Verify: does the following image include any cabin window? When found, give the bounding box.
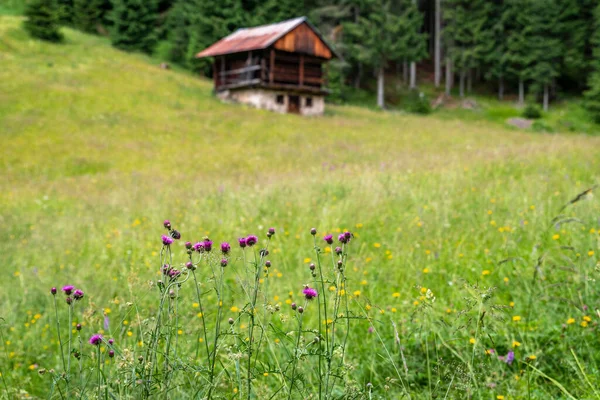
[306,97,313,108]
[276,94,285,104]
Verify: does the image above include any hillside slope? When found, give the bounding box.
[1,16,600,398]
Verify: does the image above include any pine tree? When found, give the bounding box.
[344,0,408,108]
[23,0,64,42]
[110,0,158,54]
[164,0,190,65]
[396,0,427,89]
[558,0,594,89]
[73,0,110,33]
[443,0,491,97]
[55,0,74,25]
[524,0,562,111]
[482,0,508,100]
[505,0,530,105]
[255,0,306,25]
[584,2,600,122]
[186,0,244,74]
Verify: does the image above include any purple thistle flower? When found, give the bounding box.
[505,351,515,365]
[163,220,171,229]
[162,235,173,246]
[220,258,228,267]
[344,231,352,240]
[268,227,275,235]
[108,350,115,358]
[203,239,213,252]
[193,242,204,252]
[104,316,109,330]
[62,285,74,295]
[310,228,317,235]
[246,235,258,247]
[221,242,231,254]
[185,241,192,249]
[168,269,181,279]
[185,261,195,270]
[303,287,318,300]
[323,234,333,245]
[76,323,82,331]
[238,237,247,248]
[73,289,84,300]
[338,233,347,243]
[335,246,342,255]
[108,338,114,345]
[66,297,73,305]
[162,264,171,275]
[89,334,103,346]
[51,287,57,295]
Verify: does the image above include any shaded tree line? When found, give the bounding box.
[21,0,600,119]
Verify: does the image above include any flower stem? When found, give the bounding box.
[287,310,304,400]
[192,269,210,361]
[53,296,67,374]
[97,346,101,400]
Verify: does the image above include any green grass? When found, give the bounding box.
[1,16,600,399]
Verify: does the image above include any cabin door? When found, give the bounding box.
[288,95,300,114]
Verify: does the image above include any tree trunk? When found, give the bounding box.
[445,57,453,96]
[403,60,408,84]
[498,76,504,101]
[467,68,472,93]
[354,63,362,89]
[459,68,465,97]
[377,66,385,109]
[518,79,524,105]
[434,0,441,87]
[543,84,549,111]
[410,61,417,89]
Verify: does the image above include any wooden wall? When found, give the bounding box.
[273,22,332,60]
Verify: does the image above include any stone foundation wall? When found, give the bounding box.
[217,88,324,116]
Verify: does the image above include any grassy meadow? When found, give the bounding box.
[1,15,600,399]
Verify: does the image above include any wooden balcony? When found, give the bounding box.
[214,52,328,95]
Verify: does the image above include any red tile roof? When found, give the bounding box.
[196,17,307,58]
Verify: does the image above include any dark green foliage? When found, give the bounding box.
[404,91,431,115]
[159,0,189,65]
[523,0,562,92]
[344,0,427,107]
[558,0,595,87]
[186,0,243,74]
[109,0,158,54]
[504,0,530,85]
[522,103,542,119]
[444,0,491,77]
[482,1,507,95]
[23,0,64,42]
[55,0,74,24]
[583,73,600,123]
[584,3,600,123]
[73,0,110,33]
[255,0,305,25]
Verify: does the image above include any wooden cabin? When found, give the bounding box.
[196,17,338,116]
